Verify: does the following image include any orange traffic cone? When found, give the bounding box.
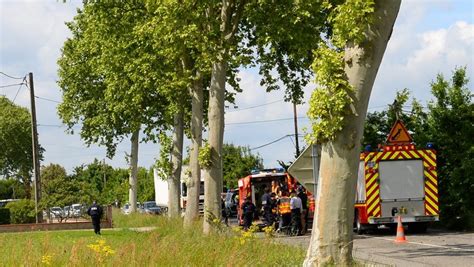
[394,216,407,243]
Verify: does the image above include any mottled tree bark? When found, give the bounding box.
[304,1,401,266]
[169,108,184,218]
[128,129,139,213]
[184,72,204,226]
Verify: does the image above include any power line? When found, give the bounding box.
[0,83,25,89]
[12,79,26,103]
[226,116,307,125]
[226,99,284,113]
[250,135,291,150]
[35,95,61,103]
[0,71,25,80]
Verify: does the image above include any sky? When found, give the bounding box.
[0,0,473,174]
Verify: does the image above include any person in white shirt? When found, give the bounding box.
[290,191,302,235]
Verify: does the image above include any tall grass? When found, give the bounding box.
[0,211,306,266]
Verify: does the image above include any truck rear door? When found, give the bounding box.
[379,159,425,217]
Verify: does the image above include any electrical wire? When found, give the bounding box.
[226,116,307,125]
[250,135,291,150]
[226,99,284,113]
[0,83,25,88]
[12,79,26,103]
[0,71,24,80]
[35,95,61,103]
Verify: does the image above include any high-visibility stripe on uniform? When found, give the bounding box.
[278,197,291,214]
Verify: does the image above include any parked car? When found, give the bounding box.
[63,206,71,218]
[50,206,63,218]
[140,201,162,215]
[71,204,82,217]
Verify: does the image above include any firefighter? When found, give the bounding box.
[87,201,103,235]
[290,191,302,235]
[297,185,308,234]
[271,180,281,197]
[261,187,273,227]
[278,191,291,230]
[241,196,256,230]
[270,192,278,228]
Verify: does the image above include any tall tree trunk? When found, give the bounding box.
[184,72,204,227]
[21,170,32,200]
[204,59,227,234]
[129,129,139,213]
[304,1,401,266]
[169,108,184,218]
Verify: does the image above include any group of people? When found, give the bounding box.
[241,183,309,235]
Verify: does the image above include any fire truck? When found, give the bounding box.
[237,169,315,225]
[288,120,439,233]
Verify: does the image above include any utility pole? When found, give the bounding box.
[293,102,300,157]
[28,72,41,223]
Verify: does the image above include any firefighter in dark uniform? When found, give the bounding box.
[241,196,256,230]
[87,201,103,235]
[261,187,273,227]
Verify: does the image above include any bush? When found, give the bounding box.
[0,208,10,224]
[6,199,36,224]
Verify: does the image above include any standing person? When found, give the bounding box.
[290,191,302,235]
[297,185,308,234]
[241,196,256,230]
[261,187,273,227]
[278,191,291,230]
[87,201,103,235]
[221,194,229,226]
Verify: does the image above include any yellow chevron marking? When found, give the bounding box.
[373,206,381,217]
[373,152,383,162]
[423,152,436,167]
[426,180,438,194]
[367,193,379,207]
[368,200,379,214]
[366,183,378,197]
[367,172,379,185]
[426,196,438,209]
[425,171,438,186]
[409,150,420,158]
[390,151,401,160]
[382,152,392,160]
[401,151,411,159]
[425,203,437,215]
[426,189,438,203]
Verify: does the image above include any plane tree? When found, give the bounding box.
[58,1,171,212]
[304,0,401,265]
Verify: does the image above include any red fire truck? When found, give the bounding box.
[289,120,439,233]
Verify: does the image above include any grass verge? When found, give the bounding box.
[0,211,305,266]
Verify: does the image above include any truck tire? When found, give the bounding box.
[354,212,365,234]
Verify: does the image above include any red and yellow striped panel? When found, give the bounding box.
[364,152,381,217]
[422,150,439,215]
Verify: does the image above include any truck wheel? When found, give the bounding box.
[355,214,365,234]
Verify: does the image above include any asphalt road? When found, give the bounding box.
[277,228,474,266]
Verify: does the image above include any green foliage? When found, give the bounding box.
[0,208,10,224]
[426,67,473,230]
[306,0,375,143]
[0,178,26,199]
[362,88,429,149]
[198,142,212,169]
[307,45,353,143]
[40,163,85,210]
[0,96,44,198]
[6,199,36,224]
[326,0,375,48]
[154,133,173,178]
[222,143,263,188]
